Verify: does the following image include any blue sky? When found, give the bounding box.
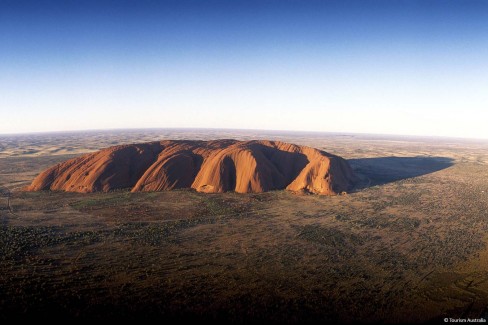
[1,0,488,138]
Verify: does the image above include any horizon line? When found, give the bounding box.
[1,126,488,142]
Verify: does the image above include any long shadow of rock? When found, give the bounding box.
[348,156,454,190]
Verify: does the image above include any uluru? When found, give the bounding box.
[26,140,357,195]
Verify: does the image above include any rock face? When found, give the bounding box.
[26,140,357,195]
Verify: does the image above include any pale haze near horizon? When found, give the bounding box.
[1,1,487,139]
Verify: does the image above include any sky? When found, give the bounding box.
[1,0,488,138]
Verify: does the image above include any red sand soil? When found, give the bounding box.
[26,140,357,195]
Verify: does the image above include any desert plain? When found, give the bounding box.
[1,128,488,323]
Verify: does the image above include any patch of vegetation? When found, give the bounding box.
[334,214,351,221]
[110,221,202,245]
[0,226,102,262]
[196,196,249,218]
[294,224,364,261]
[351,215,420,231]
[70,192,131,210]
